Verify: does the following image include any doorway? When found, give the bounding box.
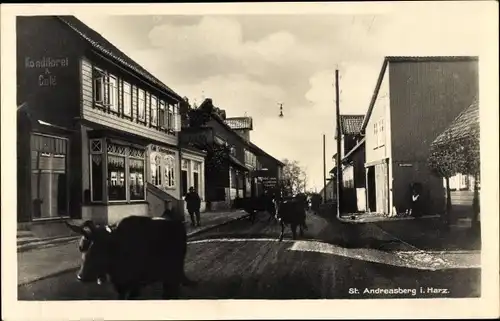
[30,134,69,220]
[367,166,376,212]
[181,170,188,196]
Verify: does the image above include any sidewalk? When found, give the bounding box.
[17,210,248,286]
[317,209,481,270]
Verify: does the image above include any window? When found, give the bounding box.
[90,139,104,202]
[173,103,181,132]
[89,139,146,203]
[123,81,132,118]
[129,147,145,200]
[151,153,162,186]
[378,119,385,146]
[245,149,256,168]
[159,100,167,129]
[373,119,385,148]
[108,74,119,113]
[107,143,126,201]
[150,95,158,126]
[93,68,105,107]
[92,67,119,113]
[137,89,146,122]
[192,161,201,194]
[164,155,176,188]
[150,151,176,189]
[167,104,174,130]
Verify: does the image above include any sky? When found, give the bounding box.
[76,2,492,192]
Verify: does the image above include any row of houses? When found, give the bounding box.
[328,56,479,221]
[16,16,284,229]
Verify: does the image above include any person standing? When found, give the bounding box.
[185,186,201,227]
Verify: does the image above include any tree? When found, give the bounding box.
[427,122,480,225]
[281,158,307,196]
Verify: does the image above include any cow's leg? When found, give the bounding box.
[279,221,285,242]
[299,223,304,237]
[291,224,297,240]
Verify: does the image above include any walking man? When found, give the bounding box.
[185,186,201,227]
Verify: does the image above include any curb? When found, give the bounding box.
[18,212,250,287]
[186,212,250,238]
[337,214,441,224]
[17,236,80,253]
[18,211,249,253]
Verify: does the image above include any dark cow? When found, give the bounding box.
[66,216,196,300]
[275,195,308,241]
[233,195,277,224]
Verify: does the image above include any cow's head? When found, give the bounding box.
[65,220,114,285]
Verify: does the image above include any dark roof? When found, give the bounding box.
[386,56,479,63]
[57,16,182,100]
[361,56,479,131]
[200,99,284,167]
[432,101,479,146]
[340,115,364,135]
[248,141,285,167]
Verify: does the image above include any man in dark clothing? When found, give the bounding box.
[185,186,201,227]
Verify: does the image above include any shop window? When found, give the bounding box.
[164,155,176,188]
[107,151,126,202]
[89,139,146,203]
[150,151,176,189]
[129,148,145,200]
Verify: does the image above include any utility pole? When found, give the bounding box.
[323,134,327,203]
[335,69,343,219]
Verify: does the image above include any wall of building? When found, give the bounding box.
[182,150,207,213]
[365,66,392,164]
[81,203,148,225]
[80,56,179,147]
[17,16,83,127]
[389,59,479,214]
[17,16,85,223]
[365,65,393,214]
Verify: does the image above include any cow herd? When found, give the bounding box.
[233,193,310,242]
[65,193,312,300]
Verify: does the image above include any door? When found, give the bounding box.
[30,134,69,219]
[181,170,188,196]
[193,172,199,194]
[367,167,376,212]
[375,162,389,214]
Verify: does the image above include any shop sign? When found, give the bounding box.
[25,56,69,87]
